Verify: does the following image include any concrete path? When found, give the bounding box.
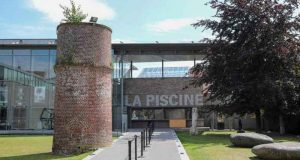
[86,129,186,160]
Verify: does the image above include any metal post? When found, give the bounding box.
[149,127,151,143]
[145,128,148,146]
[130,61,133,78]
[134,135,137,160]
[120,53,124,133]
[162,59,164,78]
[144,130,146,150]
[128,140,132,160]
[141,131,144,156]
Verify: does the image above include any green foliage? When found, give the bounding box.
[191,0,300,117]
[60,0,88,23]
[56,49,77,66]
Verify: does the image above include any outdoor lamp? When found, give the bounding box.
[89,17,98,23]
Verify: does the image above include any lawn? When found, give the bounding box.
[0,135,119,160]
[177,131,300,160]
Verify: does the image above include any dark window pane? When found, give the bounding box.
[13,50,31,55]
[0,50,12,55]
[14,56,31,71]
[32,56,49,79]
[32,50,49,55]
[0,56,13,67]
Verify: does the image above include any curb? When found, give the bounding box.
[171,130,190,160]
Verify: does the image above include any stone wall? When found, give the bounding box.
[53,23,112,155]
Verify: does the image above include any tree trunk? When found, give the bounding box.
[255,110,262,133]
[210,111,216,130]
[228,117,233,131]
[190,107,198,135]
[279,114,286,135]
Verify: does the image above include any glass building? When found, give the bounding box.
[0,39,208,131]
[0,40,56,130]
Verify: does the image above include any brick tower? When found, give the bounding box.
[52,23,112,155]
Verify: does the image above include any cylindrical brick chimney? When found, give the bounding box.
[53,23,112,155]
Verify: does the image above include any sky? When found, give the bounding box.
[0,0,215,43]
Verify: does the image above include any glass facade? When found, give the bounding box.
[0,65,55,130]
[0,42,205,131]
[123,54,203,78]
[0,48,55,130]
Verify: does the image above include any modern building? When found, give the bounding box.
[0,39,256,131]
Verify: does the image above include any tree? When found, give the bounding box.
[191,0,300,133]
[60,0,88,23]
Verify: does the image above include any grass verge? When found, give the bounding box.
[177,131,300,160]
[0,135,118,160]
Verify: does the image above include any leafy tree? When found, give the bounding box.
[191,0,300,133]
[60,0,88,23]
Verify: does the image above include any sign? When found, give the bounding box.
[34,87,46,103]
[125,94,203,107]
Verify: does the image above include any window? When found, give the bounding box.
[163,61,194,77]
[133,62,162,78]
[32,49,49,55]
[14,56,31,71]
[49,56,56,80]
[0,50,12,55]
[13,50,31,55]
[0,56,13,67]
[50,50,56,56]
[32,56,49,79]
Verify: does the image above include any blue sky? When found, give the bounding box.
[0,0,215,43]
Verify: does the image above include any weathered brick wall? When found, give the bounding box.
[53,23,112,155]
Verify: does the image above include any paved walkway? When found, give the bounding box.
[86,129,186,160]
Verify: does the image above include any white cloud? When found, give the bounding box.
[0,22,55,38]
[29,0,115,23]
[147,17,200,33]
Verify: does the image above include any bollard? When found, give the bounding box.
[128,140,132,160]
[134,135,137,160]
[145,128,148,147]
[141,131,144,156]
[148,128,151,145]
[144,129,146,149]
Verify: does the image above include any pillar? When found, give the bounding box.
[52,23,112,155]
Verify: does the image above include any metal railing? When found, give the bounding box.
[127,124,154,160]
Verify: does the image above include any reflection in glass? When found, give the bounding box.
[49,56,56,80]
[0,56,13,67]
[0,86,8,106]
[14,56,31,71]
[0,50,12,55]
[32,49,49,55]
[50,49,56,55]
[14,50,31,55]
[123,62,131,78]
[164,61,194,77]
[133,62,162,78]
[32,56,49,79]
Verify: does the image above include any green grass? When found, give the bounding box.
[177,131,300,160]
[0,135,119,160]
